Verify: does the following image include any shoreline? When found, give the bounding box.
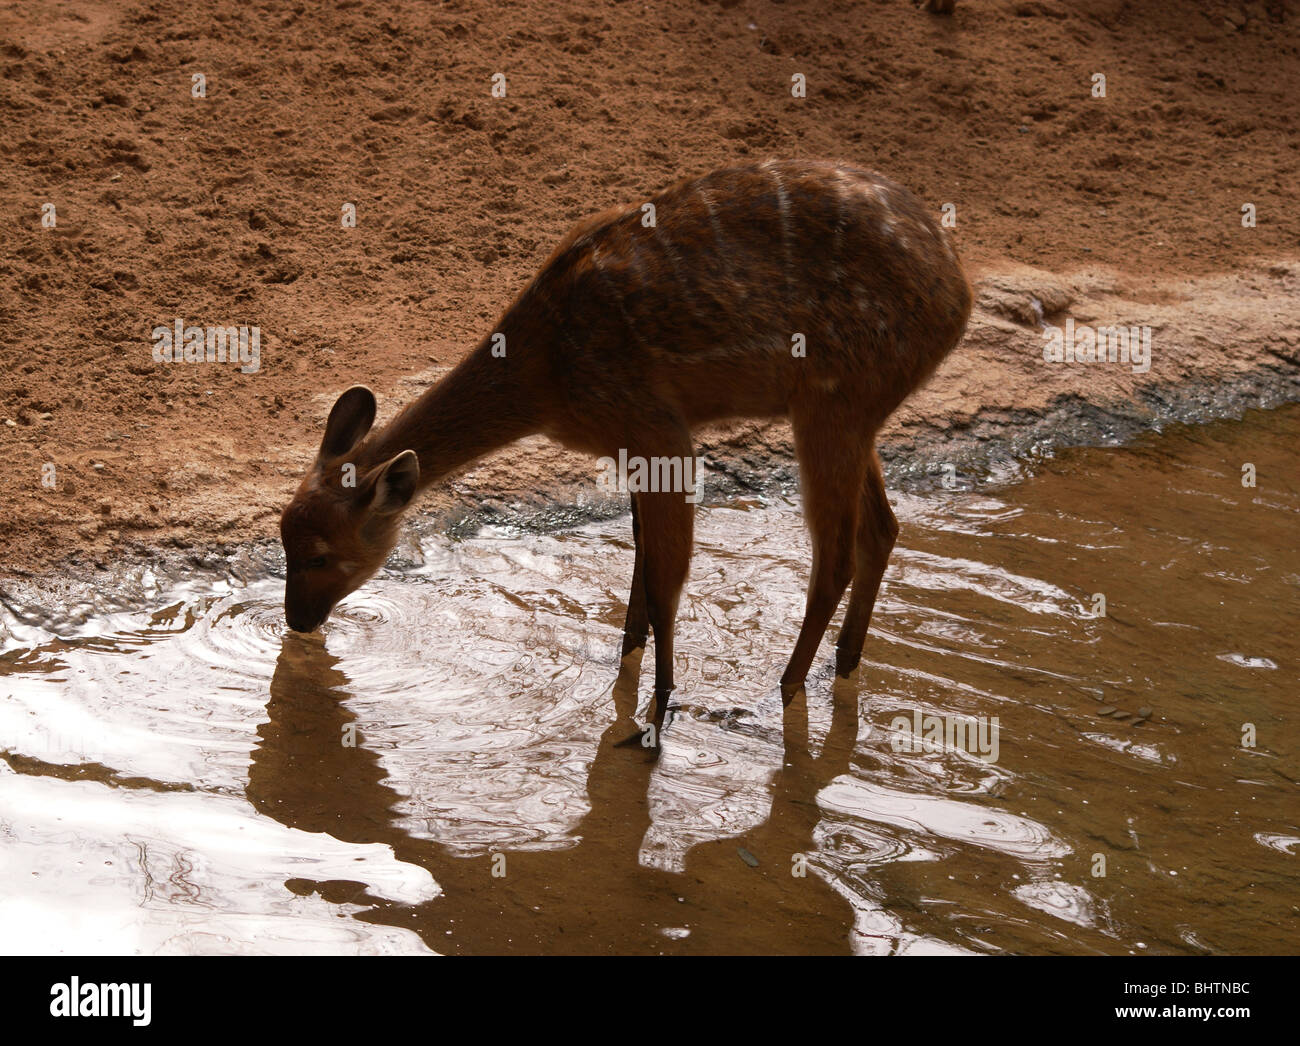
[3,348,1296,628]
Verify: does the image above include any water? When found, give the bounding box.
[1,406,1296,955]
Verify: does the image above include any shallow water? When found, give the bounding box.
[1,406,1297,955]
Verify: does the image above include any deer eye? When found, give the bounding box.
[305,556,327,570]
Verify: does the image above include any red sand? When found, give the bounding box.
[1,0,1297,573]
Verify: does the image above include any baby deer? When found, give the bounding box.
[280,159,971,722]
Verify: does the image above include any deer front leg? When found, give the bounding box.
[620,494,650,657]
[635,486,694,730]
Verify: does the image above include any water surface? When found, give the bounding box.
[1,406,1296,954]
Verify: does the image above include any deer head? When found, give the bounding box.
[279,386,420,632]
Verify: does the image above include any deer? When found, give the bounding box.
[280,159,972,733]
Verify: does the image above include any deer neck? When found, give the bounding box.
[361,332,545,490]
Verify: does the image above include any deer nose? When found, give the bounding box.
[285,608,321,633]
[285,599,328,633]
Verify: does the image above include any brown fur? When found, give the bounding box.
[280,160,972,717]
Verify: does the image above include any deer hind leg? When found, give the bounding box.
[835,448,898,676]
[620,495,650,658]
[780,414,868,703]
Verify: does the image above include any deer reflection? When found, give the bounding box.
[251,635,861,954]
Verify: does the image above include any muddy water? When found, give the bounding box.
[1,406,1296,955]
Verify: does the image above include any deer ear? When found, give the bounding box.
[320,386,376,459]
[367,450,420,515]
